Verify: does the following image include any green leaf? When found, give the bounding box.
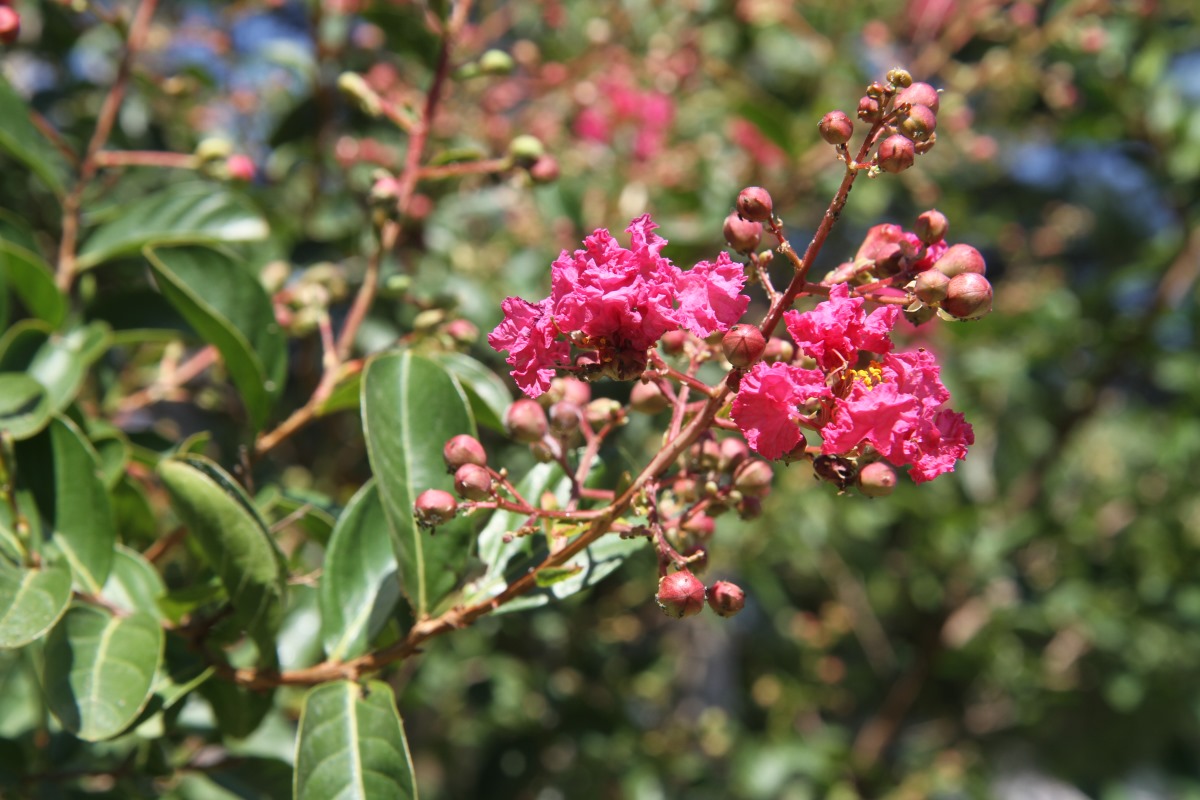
[76,184,269,270]
[362,351,476,618]
[463,463,644,615]
[319,481,400,662]
[42,605,164,741]
[25,323,112,416]
[146,245,286,428]
[315,364,363,417]
[0,239,66,327]
[0,561,72,648]
[294,680,418,800]
[158,456,286,658]
[434,351,512,433]
[101,545,166,618]
[0,373,50,440]
[0,76,70,196]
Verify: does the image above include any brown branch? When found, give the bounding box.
[93,150,198,170]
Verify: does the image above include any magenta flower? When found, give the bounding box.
[784,283,898,372]
[730,362,830,461]
[490,215,749,398]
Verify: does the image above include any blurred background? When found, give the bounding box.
[4,0,1200,797]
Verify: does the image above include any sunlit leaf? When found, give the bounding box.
[0,561,72,649]
[0,76,70,196]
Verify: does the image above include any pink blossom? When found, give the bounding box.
[486,297,569,398]
[731,362,830,460]
[676,252,750,337]
[784,283,898,372]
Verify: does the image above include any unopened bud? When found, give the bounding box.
[723,212,763,253]
[508,134,545,167]
[903,303,937,326]
[914,209,949,244]
[505,398,548,443]
[225,154,256,182]
[733,459,773,497]
[688,438,722,472]
[656,570,706,618]
[338,72,382,117]
[585,398,623,427]
[887,68,914,88]
[443,434,487,470]
[735,186,774,223]
[857,96,882,124]
[719,437,750,472]
[0,6,20,45]
[913,269,950,304]
[444,319,479,345]
[707,580,746,617]
[877,135,916,173]
[548,377,591,407]
[763,337,794,364]
[721,324,766,369]
[195,138,233,163]
[737,496,763,520]
[897,104,937,142]
[660,329,688,356]
[933,243,986,278]
[629,381,669,414]
[414,489,457,528]
[453,464,492,501]
[818,110,854,145]
[896,82,941,114]
[529,440,556,463]
[549,402,582,436]
[527,155,560,183]
[682,514,715,538]
[942,272,993,320]
[858,462,897,497]
[478,49,515,75]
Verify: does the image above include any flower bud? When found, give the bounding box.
[682,514,715,538]
[195,137,233,163]
[656,570,706,618]
[763,337,794,364]
[478,49,515,75]
[707,580,746,617]
[528,155,560,183]
[737,496,763,520]
[914,133,938,155]
[903,303,937,326]
[687,438,722,472]
[877,135,915,173]
[857,96,882,124]
[886,68,914,88]
[505,398,548,443]
[453,464,493,501]
[719,436,750,472]
[914,209,949,244]
[0,6,20,45]
[858,462,897,497]
[444,318,479,345]
[735,187,774,223]
[629,381,669,414]
[443,434,487,470]
[733,459,773,497]
[913,269,950,304]
[660,329,688,355]
[585,398,622,427]
[721,324,766,369]
[507,134,545,167]
[414,489,457,528]
[226,154,256,182]
[338,72,382,117]
[529,440,556,463]
[550,377,592,407]
[943,273,993,320]
[896,81,941,114]
[549,402,582,436]
[818,110,854,145]
[897,104,937,142]
[723,212,763,253]
[933,243,986,277]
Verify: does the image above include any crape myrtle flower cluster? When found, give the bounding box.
[418,69,994,619]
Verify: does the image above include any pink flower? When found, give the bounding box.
[820,350,972,483]
[486,297,568,398]
[784,283,898,372]
[676,252,750,338]
[731,362,830,460]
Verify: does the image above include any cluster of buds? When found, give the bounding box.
[194,138,256,182]
[265,262,351,336]
[0,1,19,45]
[818,68,940,174]
[656,571,746,618]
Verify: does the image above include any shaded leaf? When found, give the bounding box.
[434,351,512,433]
[25,323,112,416]
[146,245,286,429]
[0,373,50,440]
[42,605,164,741]
[158,456,286,660]
[362,351,476,618]
[101,545,166,618]
[0,76,70,196]
[319,481,400,661]
[0,561,72,648]
[76,184,268,270]
[294,680,418,800]
[0,238,66,327]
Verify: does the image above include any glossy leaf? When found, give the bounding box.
[0,76,70,196]
[464,463,644,615]
[0,561,72,648]
[101,545,166,618]
[42,605,164,741]
[0,238,66,327]
[319,481,400,661]
[434,351,512,433]
[25,323,112,416]
[76,184,269,270]
[145,245,286,428]
[362,351,475,618]
[0,373,50,440]
[158,456,286,657]
[294,680,418,800]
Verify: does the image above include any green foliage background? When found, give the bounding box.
[1,0,1199,798]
